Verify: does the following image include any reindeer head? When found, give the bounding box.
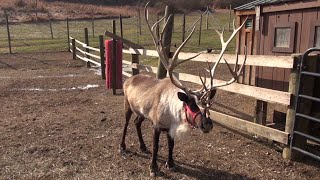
[144,3,247,133]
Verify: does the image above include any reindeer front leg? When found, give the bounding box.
[165,131,175,170]
[150,127,161,177]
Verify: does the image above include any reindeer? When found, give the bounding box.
[120,3,248,177]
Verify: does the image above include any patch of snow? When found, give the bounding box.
[36,74,83,78]
[89,68,101,76]
[13,84,100,92]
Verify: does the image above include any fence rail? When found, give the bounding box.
[69,34,105,79]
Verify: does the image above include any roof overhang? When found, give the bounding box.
[235,0,320,15]
[262,0,320,13]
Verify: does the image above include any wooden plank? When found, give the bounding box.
[283,69,290,91]
[244,65,251,85]
[283,68,299,159]
[85,45,100,52]
[132,54,139,75]
[99,35,106,80]
[261,67,274,89]
[288,10,302,53]
[76,47,100,59]
[262,1,320,13]
[210,109,289,145]
[264,13,276,56]
[235,10,255,16]
[105,30,144,49]
[122,48,159,57]
[272,68,285,91]
[300,9,318,52]
[250,66,256,85]
[75,38,86,47]
[255,100,267,125]
[131,63,158,74]
[123,71,132,77]
[179,73,291,106]
[122,48,294,69]
[76,54,100,66]
[178,53,294,69]
[259,14,265,55]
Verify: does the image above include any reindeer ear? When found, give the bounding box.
[177,92,189,102]
[210,89,217,99]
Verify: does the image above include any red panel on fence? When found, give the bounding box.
[105,39,123,89]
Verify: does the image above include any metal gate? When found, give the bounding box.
[291,47,320,161]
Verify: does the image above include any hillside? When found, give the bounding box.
[0,0,135,23]
[0,0,252,23]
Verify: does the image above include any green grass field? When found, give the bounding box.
[0,10,235,57]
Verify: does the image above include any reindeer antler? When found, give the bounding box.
[145,2,247,109]
[199,17,248,108]
[144,2,201,96]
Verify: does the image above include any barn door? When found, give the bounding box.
[291,47,320,161]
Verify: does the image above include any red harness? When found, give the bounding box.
[184,104,201,128]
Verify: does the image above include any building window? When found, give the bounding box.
[310,21,320,47]
[271,22,296,53]
[245,18,253,29]
[275,27,291,47]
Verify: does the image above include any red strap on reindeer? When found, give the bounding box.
[184,104,201,128]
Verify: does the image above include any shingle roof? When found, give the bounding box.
[234,0,296,10]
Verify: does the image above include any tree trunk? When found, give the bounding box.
[157,5,174,79]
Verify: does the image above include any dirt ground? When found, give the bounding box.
[0,52,319,180]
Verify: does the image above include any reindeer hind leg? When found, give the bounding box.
[134,116,149,154]
[120,98,132,154]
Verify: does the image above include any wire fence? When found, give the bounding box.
[0,9,235,54]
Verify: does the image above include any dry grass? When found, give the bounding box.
[0,0,137,23]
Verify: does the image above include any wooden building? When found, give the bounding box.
[234,0,320,91]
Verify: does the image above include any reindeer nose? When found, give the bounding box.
[201,117,213,133]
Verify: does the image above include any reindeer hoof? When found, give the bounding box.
[149,169,163,177]
[165,162,176,171]
[140,147,151,154]
[149,165,163,177]
[119,144,127,155]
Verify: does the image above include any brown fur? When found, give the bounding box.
[123,74,183,128]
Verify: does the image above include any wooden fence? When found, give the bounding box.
[69,28,106,80]
[69,34,305,158]
[121,48,297,146]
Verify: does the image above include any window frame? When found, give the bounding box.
[309,20,320,48]
[270,22,296,53]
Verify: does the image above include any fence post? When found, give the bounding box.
[282,55,300,160]
[254,100,267,125]
[84,28,90,67]
[99,35,106,80]
[71,38,76,60]
[112,20,117,95]
[132,54,139,75]
[5,11,12,54]
[156,15,160,37]
[66,18,70,51]
[92,16,95,38]
[229,4,232,32]
[206,7,209,30]
[182,13,185,42]
[49,17,53,39]
[137,9,142,35]
[198,14,202,45]
[119,14,123,38]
